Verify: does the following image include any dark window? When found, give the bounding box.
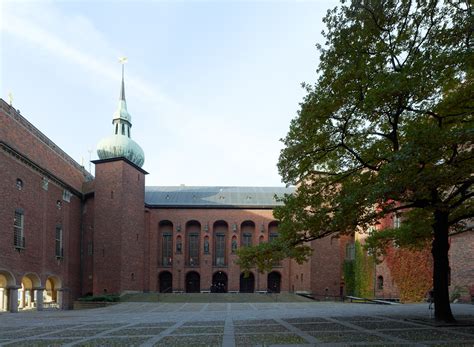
[14,209,25,249]
[55,226,63,258]
[377,275,384,290]
[188,233,199,266]
[346,243,355,260]
[242,232,252,247]
[16,179,23,190]
[162,233,172,266]
[215,233,225,266]
[121,123,125,135]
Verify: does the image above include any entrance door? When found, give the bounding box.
[267,272,281,293]
[159,271,172,293]
[185,271,200,293]
[239,272,255,293]
[212,271,228,293]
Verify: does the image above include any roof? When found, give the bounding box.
[145,186,295,208]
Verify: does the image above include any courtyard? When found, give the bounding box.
[0,299,473,346]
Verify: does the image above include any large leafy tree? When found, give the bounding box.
[238,0,472,322]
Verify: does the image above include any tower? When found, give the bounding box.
[92,59,148,295]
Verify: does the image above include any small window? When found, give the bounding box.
[14,209,25,249]
[41,177,49,191]
[115,123,118,134]
[346,243,355,260]
[377,275,384,290]
[16,179,23,190]
[55,226,63,258]
[393,214,401,229]
[56,200,62,209]
[121,123,125,135]
[62,190,72,202]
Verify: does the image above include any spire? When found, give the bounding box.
[119,57,128,101]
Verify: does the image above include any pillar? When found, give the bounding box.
[8,286,20,313]
[34,287,45,311]
[57,288,69,310]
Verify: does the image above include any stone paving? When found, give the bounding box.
[0,302,473,346]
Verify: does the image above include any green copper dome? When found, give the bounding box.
[97,134,145,167]
[97,63,145,167]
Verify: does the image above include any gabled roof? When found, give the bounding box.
[145,186,295,208]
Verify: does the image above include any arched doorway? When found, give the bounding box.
[212,271,228,293]
[19,273,41,310]
[0,270,15,312]
[44,276,62,309]
[159,271,173,293]
[185,271,200,293]
[240,272,255,293]
[267,271,281,293]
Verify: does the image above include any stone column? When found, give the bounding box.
[57,288,69,310]
[8,286,20,313]
[34,287,45,311]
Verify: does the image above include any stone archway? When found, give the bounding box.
[19,273,41,310]
[185,271,200,293]
[212,271,228,293]
[267,271,281,293]
[0,270,16,312]
[240,272,255,293]
[44,275,62,309]
[159,271,173,293]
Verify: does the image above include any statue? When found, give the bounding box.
[231,238,237,253]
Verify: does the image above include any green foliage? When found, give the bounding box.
[77,294,120,302]
[343,260,355,296]
[237,0,472,321]
[343,241,374,298]
[354,241,374,298]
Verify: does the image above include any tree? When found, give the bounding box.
[238,0,472,322]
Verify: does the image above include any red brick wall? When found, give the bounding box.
[449,231,474,301]
[148,208,311,293]
[0,150,82,307]
[92,159,145,295]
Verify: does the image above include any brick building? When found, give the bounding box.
[1,72,471,313]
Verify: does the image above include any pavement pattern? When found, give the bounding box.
[0,302,473,346]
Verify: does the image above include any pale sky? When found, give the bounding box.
[0,0,338,187]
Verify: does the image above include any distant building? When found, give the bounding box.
[0,71,471,312]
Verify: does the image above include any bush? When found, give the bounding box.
[77,294,120,302]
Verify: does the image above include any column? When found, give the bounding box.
[8,286,20,313]
[34,287,45,311]
[57,288,69,310]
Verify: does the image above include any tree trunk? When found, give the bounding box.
[431,210,455,322]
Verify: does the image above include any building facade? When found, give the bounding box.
[1,73,472,312]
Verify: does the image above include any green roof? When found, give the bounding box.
[145,186,294,208]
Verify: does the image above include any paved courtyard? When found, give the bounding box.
[0,302,473,346]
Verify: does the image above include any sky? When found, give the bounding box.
[0,0,338,187]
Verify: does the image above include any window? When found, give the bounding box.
[41,177,49,191]
[215,233,225,266]
[14,209,25,249]
[55,226,63,258]
[242,232,252,247]
[393,214,401,229]
[121,123,125,135]
[346,243,355,260]
[162,233,172,265]
[188,233,199,266]
[115,124,118,134]
[377,275,384,290]
[56,200,62,209]
[16,179,23,190]
[62,190,72,202]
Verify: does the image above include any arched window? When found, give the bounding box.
[241,221,255,247]
[186,221,201,266]
[16,179,23,190]
[377,275,384,290]
[121,123,125,135]
[213,221,228,266]
[159,221,173,266]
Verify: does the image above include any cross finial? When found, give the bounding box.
[8,92,13,106]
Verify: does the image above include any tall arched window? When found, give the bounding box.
[186,220,201,266]
[241,221,255,247]
[213,221,228,266]
[159,220,173,266]
[377,275,384,290]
